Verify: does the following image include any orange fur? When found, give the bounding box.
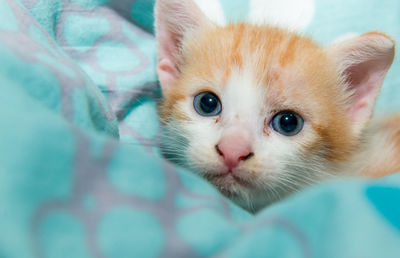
[358,114,400,178]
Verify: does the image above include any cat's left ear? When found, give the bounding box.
[327,32,395,135]
[154,0,213,92]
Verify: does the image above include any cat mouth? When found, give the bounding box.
[205,170,253,189]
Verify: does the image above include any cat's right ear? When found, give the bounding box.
[155,0,212,92]
[327,32,395,135]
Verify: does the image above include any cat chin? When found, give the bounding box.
[203,173,273,212]
[208,174,250,192]
[229,186,291,213]
[203,171,291,212]
[217,186,281,213]
[203,168,256,189]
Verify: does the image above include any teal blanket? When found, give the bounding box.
[1,0,400,257]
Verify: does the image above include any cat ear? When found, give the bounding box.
[154,0,213,92]
[327,32,395,134]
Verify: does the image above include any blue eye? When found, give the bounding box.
[271,111,304,136]
[193,91,222,117]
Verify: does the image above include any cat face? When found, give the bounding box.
[155,0,394,211]
[159,25,353,210]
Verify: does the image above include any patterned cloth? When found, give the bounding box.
[0,0,400,257]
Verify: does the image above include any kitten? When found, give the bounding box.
[154,0,399,212]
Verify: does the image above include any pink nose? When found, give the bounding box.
[216,134,253,169]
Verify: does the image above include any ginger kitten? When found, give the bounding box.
[154,0,399,212]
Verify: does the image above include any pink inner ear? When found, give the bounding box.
[156,26,183,92]
[155,0,213,93]
[328,32,395,134]
[158,28,182,66]
[157,58,179,92]
[345,59,389,129]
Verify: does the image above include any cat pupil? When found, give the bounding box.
[200,93,218,113]
[280,113,298,132]
[193,91,222,117]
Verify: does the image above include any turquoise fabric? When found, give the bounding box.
[0,0,399,257]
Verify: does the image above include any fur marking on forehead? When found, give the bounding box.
[221,67,265,122]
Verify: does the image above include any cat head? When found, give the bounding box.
[155,0,395,211]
